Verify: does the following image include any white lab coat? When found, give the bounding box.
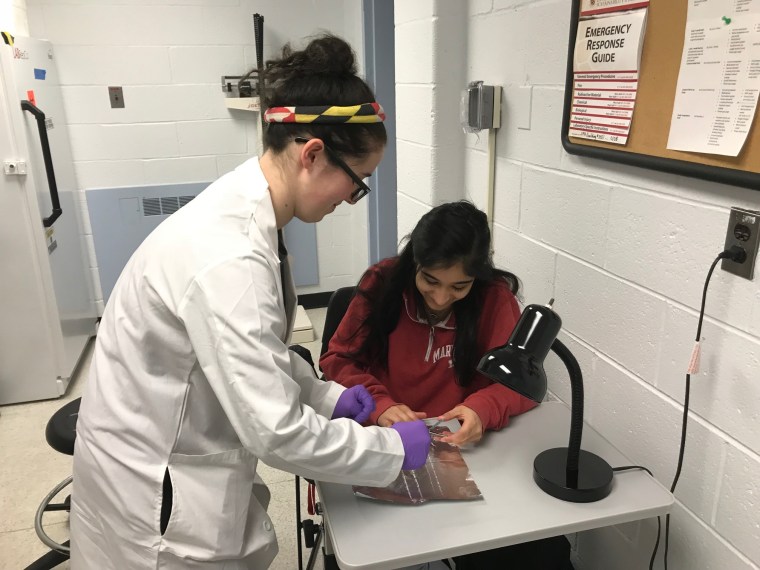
[70,157,405,569]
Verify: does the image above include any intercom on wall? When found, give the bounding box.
[461,81,501,132]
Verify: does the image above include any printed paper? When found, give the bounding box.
[666,0,760,156]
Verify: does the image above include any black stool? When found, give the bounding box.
[25,397,80,570]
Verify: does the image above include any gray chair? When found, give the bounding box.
[26,397,79,569]
[295,286,356,570]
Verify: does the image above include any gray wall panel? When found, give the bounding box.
[87,182,209,302]
[87,182,319,303]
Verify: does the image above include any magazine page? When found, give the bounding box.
[353,423,482,505]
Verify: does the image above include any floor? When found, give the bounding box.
[0,307,329,570]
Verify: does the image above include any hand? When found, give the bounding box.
[390,420,431,470]
[436,405,484,446]
[377,404,427,427]
[332,385,375,424]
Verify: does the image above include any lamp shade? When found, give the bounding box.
[477,303,561,402]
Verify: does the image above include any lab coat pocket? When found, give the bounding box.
[160,448,255,561]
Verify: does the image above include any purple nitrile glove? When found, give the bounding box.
[332,385,376,424]
[390,420,432,471]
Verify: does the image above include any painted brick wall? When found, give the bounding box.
[395,0,468,241]
[25,0,368,310]
[396,1,760,568]
[4,0,29,35]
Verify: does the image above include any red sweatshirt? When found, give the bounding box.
[320,261,537,430]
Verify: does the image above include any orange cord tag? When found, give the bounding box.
[687,341,701,375]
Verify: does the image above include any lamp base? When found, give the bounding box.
[533,447,613,503]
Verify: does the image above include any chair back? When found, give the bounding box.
[45,397,81,456]
[320,286,357,357]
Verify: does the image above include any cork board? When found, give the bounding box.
[561,0,760,190]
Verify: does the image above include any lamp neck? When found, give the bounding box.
[550,338,584,476]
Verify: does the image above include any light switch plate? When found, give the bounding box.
[517,85,532,130]
[108,86,125,109]
[721,206,760,280]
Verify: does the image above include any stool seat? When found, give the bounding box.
[45,398,81,456]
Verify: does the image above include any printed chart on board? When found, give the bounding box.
[570,2,649,145]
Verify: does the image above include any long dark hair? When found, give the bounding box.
[261,34,386,162]
[353,201,520,387]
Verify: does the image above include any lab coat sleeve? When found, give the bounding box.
[462,286,537,431]
[319,269,399,424]
[288,349,345,418]
[177,254,404,487]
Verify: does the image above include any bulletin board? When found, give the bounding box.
[561,0,760,190]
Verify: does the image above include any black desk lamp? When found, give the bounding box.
[477,299,613,502]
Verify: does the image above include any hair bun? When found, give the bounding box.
[301,34,356,76]
[264,34,357,88]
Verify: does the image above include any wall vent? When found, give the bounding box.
[160,196,179,215]
[143,197,161,216]
[142,195,195,217]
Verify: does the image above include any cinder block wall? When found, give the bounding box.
[396,1,760,568]
[395,0,468,239]
[26,0,368,309]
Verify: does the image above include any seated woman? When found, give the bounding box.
[320,200,573,569]
[321,200,535,446]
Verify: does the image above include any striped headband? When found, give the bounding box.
[263,102,385,124]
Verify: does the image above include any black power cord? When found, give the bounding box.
[644,245,747,570]
[609,465,660,570]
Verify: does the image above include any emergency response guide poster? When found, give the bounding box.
[570,6,648,144]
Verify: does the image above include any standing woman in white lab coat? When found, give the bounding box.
[70,34,430,569]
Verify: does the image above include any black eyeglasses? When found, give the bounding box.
[294,137,372,204]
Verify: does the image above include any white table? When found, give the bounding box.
[317,402,674,570]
